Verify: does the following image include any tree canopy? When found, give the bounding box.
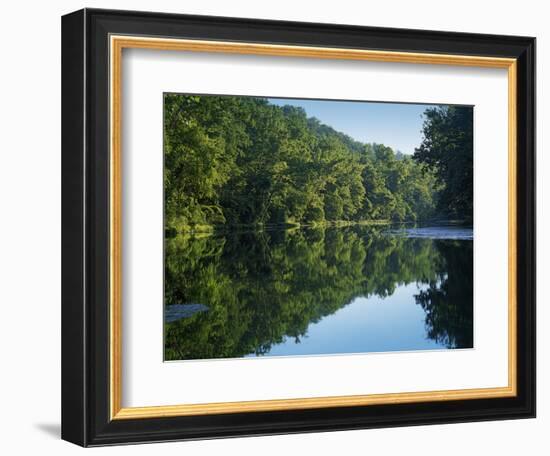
[164,94,451,233]
[413,105,473,221]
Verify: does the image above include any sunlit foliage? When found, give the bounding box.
[164,95,451,232]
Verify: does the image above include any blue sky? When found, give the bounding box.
[268,98,437,155]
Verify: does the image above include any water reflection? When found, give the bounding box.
[164,225,473,361]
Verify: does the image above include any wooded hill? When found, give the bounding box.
[164,95,473,233]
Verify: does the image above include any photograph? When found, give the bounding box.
[163,94,474,361]
[56,5,536,447]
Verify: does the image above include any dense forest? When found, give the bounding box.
[164,95,473,234]
[414,105,473,220]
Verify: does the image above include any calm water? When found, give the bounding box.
[164,225,473,361]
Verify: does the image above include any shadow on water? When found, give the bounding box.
[164,225,473,361]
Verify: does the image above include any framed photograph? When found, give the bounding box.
[61,8,535,446]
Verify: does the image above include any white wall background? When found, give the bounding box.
[0,0,545,454]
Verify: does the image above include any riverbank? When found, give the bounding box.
[166,217,475,238]
[166,219,396,237]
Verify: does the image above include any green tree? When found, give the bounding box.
[164,94,456,232]
[413,106,473,221]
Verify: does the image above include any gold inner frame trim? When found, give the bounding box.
[109,35,518,421]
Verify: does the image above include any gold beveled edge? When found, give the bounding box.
[109,34,519,420]
[110,36,123,420]
[113,386,515,420]
[112,35,516,68]
[508,61,518,396]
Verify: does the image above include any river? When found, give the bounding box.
[164,224,473,361]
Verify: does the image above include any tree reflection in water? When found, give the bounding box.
[164,225,473,361]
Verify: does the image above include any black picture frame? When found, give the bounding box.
[62,8,536,447]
